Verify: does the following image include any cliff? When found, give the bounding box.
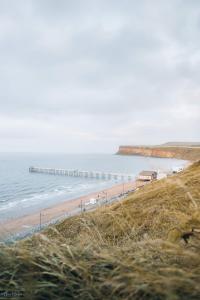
[117,145,200,161]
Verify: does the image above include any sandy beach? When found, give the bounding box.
[0,180,138,240]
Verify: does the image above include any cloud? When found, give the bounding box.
[0,0,199,152]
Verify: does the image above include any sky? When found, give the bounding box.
[0,0,199,153]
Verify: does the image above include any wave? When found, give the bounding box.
[0,183,90,212]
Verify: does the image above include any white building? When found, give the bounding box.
[138,171,157,181]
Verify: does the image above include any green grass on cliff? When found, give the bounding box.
[0,162,200,299]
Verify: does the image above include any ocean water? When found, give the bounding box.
[0,153,186,221]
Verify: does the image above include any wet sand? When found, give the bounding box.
[0,180,137,239]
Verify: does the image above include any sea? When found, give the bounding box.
[0,153,187,221]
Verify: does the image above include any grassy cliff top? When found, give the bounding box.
[160,142,200,147]
[0,162,200,299]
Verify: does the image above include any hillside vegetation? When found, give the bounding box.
[0,162,200,299]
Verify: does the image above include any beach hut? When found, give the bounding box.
[138,171,157,181]
[89,198,97,205]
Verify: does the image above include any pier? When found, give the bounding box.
[29,167,134,181]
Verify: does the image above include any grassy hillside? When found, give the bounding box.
[0,162,200,299]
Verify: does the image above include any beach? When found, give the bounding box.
[0,153,187,241]
[0,180,139,240]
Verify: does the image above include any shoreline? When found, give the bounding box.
[0,159,189,242]
[0,180,139,241]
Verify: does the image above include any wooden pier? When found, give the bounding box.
[29,167,134,181]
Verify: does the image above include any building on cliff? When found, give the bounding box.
[138,171,157,181]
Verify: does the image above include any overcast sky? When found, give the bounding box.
[0,0,199,153]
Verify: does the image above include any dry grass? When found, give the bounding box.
[0,161,200,299]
